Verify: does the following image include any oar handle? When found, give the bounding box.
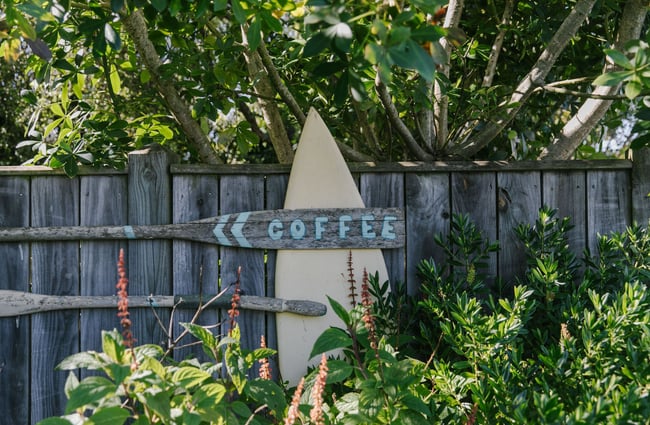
[0,290,326,317]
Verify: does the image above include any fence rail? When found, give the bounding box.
[1,147,649,424]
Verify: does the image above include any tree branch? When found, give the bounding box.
[540,0,647,160]
[434,0,464,150]
[257,39,306,126]
[376,74,434,161]
[120,9,222,164]
[240,26,294,164]
[449,0,597,157]
[482,0,514,88]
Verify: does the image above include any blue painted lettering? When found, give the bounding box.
[290,219,306,240]
[268,219,283,240]
[314,216,328,240]
[339,215,352,239]
[381,216,397,240]
[361,215,376,239]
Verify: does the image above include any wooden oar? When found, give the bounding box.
[0,207,404,249]
[0,290,327,317]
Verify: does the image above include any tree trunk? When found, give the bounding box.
[540,0,647,160]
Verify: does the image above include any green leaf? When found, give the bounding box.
[35,419,73,425]
[328,296,351,326]
[65,376,117,413]
[57,352,104,370]
[151,0,168,12]
[323,359,353,383]
[388,39,435,82]
[245,380,287,413]
[309,327,352,359]
[625,80,643,99]
[88,406,130,425]
[110,0,125,13]
[231,1,247,24]
[304,32,330,57]
[172,367,212,389]
[181,322,218,359]
[592,70,634,86]
[102,330,125,363]
[630,133,650,150]
[605,48,633,69]
[109,65,121,94]
[247,18,262,52]
[410,0,447,14]
[104,24,121,51]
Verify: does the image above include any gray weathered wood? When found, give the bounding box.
[172,174,220,361]
[220,175,265,373]
[265,174,289,380]
[0,290,327,317]
[80,176,128,361]
[405,173,450,294]
[0,207,405,249]
[0,176,30,425]
[542,171,587,262]
[587,170,631,255]
[631,147,650,225]
[497,172,541,285]
[128,146,175,348]
[361,173,406,287]
[451,172,498,282]
[31,176,80,422]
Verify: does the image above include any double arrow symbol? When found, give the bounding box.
[213,212,252,248]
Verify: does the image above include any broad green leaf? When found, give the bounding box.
[151,0,168,12]
[247,18,262,52]
[630,133,650,150]
[303,32,330,57]
[605,48,633,69]
[15,13,37,40]
[64,371,79,399]
[172,367,212,389]
[137,390,172,422]
[181,322,218,359]
[213,0,228,12]
[328,295,351,326]
[323,359,353,383]
[231,1,247,24]
[88,406,130,425]
[625,80,642,99]
[102,330,125,363]
[109,65,121,94]
[411,0,447,14]
[245,380,287,413]
[592,70,634,86]
[388,39,435,82]
[104,24,121,51]
[309,327,352,359]
[65,376,117,413]
[57,352,104,370]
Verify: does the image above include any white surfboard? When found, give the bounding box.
[275,108,389,385]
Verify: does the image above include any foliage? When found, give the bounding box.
[37,210,650,424]
[0,1,646,171]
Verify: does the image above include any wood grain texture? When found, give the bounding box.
[361,173,406,286]
[80,176,128,361]
[542,171,587,261]
[587,170,631,255]
[451,172,498,281]
[265,173,289,380]
[172,174,220,361]
[405,173,450,294]
[30,176,80,423]
[128,146,175,348]
[219,175,265,367]
[497,172,541,285]
[631,148,650,225]
[0,176,30,425]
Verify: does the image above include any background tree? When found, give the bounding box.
[0,0,647,174]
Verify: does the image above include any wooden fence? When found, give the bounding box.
[1,146,649,424]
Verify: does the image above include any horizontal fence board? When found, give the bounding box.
[1,156,647,422]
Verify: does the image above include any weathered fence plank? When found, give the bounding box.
[128,146,176,348]
[265,174,289,380]
[405,173,450,293]
[172,174,220,361]
[632,148,650,225]
[31,176,80,422]
[219,175,265,363]
[451,172,498,280]
[80,176,128,361]
[587,170,631,255]
[542,171,587,261]
[497,172,542,285]
[361,173,406,287]
[0,176,30,425]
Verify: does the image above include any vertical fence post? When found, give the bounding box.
[632,148,650,225]
[128,144,178,347]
